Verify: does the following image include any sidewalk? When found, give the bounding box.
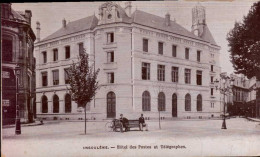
[2,121,43,129]
[246,117,260,122]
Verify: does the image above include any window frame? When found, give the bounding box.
[185,48,189,60]
[53,48,58,61]
[65,46,70,59]
[41,71,48,87]
[107,32,114,43]
[107,72,114,84]
[197,50,201,62]
[185,68,191,84]
[52,70,59,85]
[171,66,179,83]
[107,51,114,63]
[142,62,150,80]
[196,70,202,85]
[157,64,165,81]
[172,45,177,57]
[143,38,148,52]
[158,42,163,55]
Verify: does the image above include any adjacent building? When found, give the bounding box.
[34,2,222,120]
[1,3,36,124]
[228,74,259,118]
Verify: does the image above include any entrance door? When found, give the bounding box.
[107,92,116,118]
[172,94,177,117]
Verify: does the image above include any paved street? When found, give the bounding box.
[2,117,260,157]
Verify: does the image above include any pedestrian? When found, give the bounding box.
[139,113,148,131]
[119,114,129,132]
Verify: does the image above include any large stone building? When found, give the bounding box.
[34,2,222,120]
[1,3,36,124]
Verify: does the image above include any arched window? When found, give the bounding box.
[41,95,48,113]
[107,92,116,118]
[158,92,166,111]
[172,93,177,117]
[65,94,71,113]
[185,94,191,111]
[197,94,202,111]
[53,94,59,113]
[142,91,151,111]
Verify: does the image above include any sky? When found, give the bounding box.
[12,1,257,74]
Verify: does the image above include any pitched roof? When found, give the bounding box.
[39,15,98,43]
[131,10,204,42]
[201,25,218,46]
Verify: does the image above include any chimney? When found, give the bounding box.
[36,21,40,42]
[165,12,170,26]
[125,1,132,17]
[62,18,66,28]
[25,10,32,25]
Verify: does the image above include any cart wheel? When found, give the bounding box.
[105,122,113,132]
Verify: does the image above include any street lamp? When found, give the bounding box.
[14,65,21,135]
[214,73,234,129]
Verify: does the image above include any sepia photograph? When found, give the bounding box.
[1,1,260,157]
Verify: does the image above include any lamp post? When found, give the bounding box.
[14,65,21,135]
[214,73,234,129]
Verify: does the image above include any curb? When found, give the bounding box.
[2,121,44,129]
[246,117,260,122]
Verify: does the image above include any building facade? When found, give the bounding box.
[34,2,221,120]
[228,74,259,118]
[1,3,36,125]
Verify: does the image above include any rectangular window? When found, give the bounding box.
[157,65,165,81]
[53,49,58,61]
[142,62,150,80]
[42,51,47,63]
[143,39,148,52]
[65,46,70,59]
[171,66,178,83]
[42,72,48,87]
[2,39,13,62]
[172,45,177,57]
[211,65,214,72]
[52,70,59,85]
[79,43,84,55]
[197,50,201,62]
[107,32,114,43]
[158,42,163,55]
[185,48,189,60]
[211,88,214,96]
[108,73,114,83]
[196,70,202,85]
[185,69,191,84]
[64,68,69,84]
[107,51,114,63]
[211,76,214,83]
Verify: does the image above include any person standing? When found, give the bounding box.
[139,114,148,131]
[119,114,129,132]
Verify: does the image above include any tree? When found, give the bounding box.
[67,50,99,134]
[227,1,260,80]
[227,1,260,118]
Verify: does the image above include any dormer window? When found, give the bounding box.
[107,14,112,19]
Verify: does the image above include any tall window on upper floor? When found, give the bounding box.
[211,88,214,96]
[64,68,69,84]
[52,70,59,85]
[196,70,202,85]
[42,51,47,63]
[53,49,58,61]
[197,50,201,62]
[107,72,114,83]
[211,65,214,72]
[107,51,114,63]
[143,38,148,52]
[78,43,84,55]
[158,42,163,55]
[65,46,70,59]
[2,39,13,62]
[172,45,177,57]
[211,76,214,83]
[185,69,191,84]
[42,72,48,87]
[107,32,114,43]
[171,66,178,83]
[157,65,165,81]
[142,62,150,80]
[185,48,189,60]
